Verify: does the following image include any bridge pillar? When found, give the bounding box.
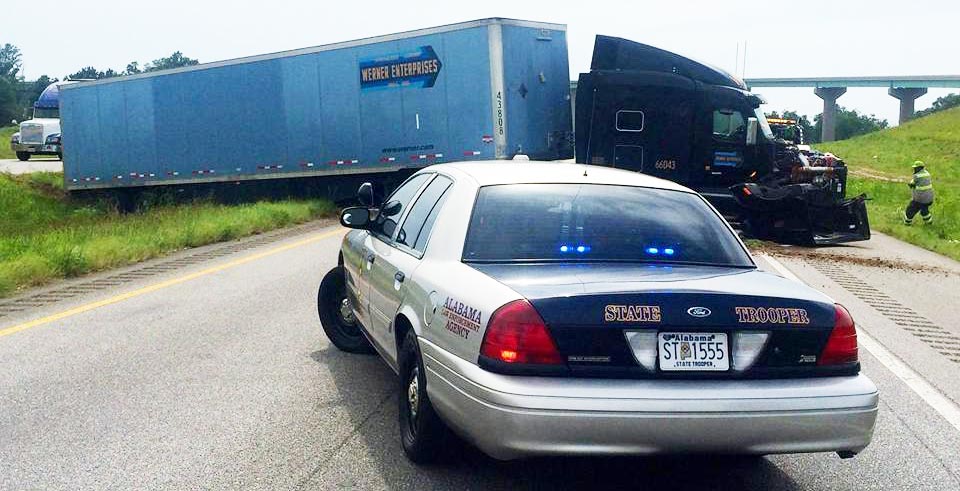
[815,87,847,142]
[888,87,927,124]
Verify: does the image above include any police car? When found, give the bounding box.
[317,162,878,463]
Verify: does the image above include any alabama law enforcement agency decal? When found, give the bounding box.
[604,305,662,323]
[441,297,481,339]
[359,46,443,90]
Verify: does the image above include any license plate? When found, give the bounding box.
[658,332,729,371]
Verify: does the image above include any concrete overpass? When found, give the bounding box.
[745,76,960,141]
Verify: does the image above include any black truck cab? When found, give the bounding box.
[576,36,775,194]
[575,36,869,245]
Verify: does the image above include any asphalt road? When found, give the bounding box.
[2,223,959,490]
[0,157,62,175]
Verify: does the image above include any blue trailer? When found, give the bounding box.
[59,18,572,191]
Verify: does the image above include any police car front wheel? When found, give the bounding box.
[317,266,374,354]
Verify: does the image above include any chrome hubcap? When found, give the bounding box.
[407,367,420,420]
[339,297,355,325]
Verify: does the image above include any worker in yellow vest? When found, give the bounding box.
[903,161,934,225]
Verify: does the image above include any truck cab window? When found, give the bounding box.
[616,110,645,132]
[712,109,745,141]
[33,108,59,119]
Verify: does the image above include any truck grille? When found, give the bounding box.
[21,124,44,144]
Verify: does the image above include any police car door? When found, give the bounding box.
[365,173,432,353]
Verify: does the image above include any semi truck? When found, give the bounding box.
[59,19,572,194]
[574,36,869,245]
[59,18,868,245]
[10,81,71,161]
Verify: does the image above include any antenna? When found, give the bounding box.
[734,43,740,75]
[742,41,748,78]
[582,86,599,178]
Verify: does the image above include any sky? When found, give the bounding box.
[6,0,958,126]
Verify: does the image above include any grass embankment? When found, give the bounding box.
[0,172,334,297]
[1,126,16,159]
[816,107,960,261]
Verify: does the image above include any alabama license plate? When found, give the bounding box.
[658,332,729,371]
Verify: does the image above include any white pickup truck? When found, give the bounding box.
[9,81,73,161]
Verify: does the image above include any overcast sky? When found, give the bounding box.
[7,0,957,125]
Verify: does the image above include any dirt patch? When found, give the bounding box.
[850,168,907,183]
[748,240,956,276]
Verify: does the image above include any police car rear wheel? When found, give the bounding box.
[317,266,374,354]
[399,329,448,464]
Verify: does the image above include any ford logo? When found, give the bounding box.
[687,307,711,318]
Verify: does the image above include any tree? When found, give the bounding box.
[0,43,21,80]
[66,51,199,80]
[125,62,142,75]
[145,51,198,72]
[915,93,960,119]
[66,66,119,80]
[0,77,17,125]
[15,74,58,117]
[765,109,818,143]
[0,43,22,125]
[812,106,888,141]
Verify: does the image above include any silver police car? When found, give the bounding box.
[317,162,878,463]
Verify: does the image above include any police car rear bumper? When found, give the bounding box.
[421,338,878,460]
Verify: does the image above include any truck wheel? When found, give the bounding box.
[57,153,63,161]
[16,152,30,161]
[317,266,374,354]
[399,329,449,464]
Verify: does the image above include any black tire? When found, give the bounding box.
[57,153,63,161]
[317,266,374,354]
[399,329,449,464]
[16,152,30,162]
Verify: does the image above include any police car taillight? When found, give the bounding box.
[818,304,858,366]
[480,300,563,365]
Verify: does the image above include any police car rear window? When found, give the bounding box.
[463,184,753,266]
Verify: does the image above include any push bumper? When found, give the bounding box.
[11,142,61,155]
[421,338,878,460]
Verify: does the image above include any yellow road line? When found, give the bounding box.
[0,228,345,339]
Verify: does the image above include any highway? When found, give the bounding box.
[2,222,959,490]
[0,157,62,175]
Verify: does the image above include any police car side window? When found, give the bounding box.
[397,175,452,253]
[373,174,431,241]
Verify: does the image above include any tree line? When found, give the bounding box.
[767,91,960,144]
[0,43,198,125]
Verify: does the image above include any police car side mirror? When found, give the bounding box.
[746,118,758,146]
[357,182,375,206]
[340,207,371,229]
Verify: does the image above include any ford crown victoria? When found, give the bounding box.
[317,162,878,463]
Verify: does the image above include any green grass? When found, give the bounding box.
[1,126,16,159]
[816,107,960,261]
[0,172,335,297]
